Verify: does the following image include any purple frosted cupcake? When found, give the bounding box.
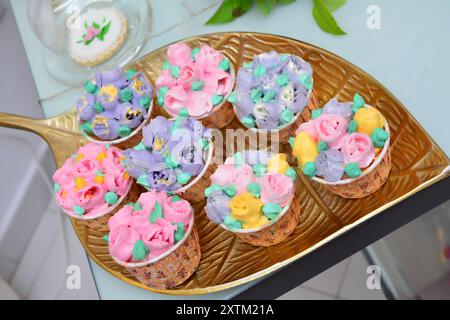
[77,68,154,148]
[122,115,214,203]
[228,51,316,142]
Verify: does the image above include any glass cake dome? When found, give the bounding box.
[27,0,152,85]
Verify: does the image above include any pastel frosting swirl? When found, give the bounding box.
[52,143,131,217]
[156,43,234,118]
[108,190,193,262]
[205,151,295,231]
[232,51,313,130]
[77,68,153,141]
[292,93,389,182]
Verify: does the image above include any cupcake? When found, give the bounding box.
[229,51,318,142]
[205,151,300,246]
[107,190,200,289]
[155,43,235,128]
[122,115,214,203]
[77,68,154,149]
[291,93,392,198]
[52,143,136,231]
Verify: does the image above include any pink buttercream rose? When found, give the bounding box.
[131,208,152,237]
[167,43,192,67]
[177,63,197,90]
[164,85,189,116]
[162,197,192,227]
[195,45,223,73]
[187,91,213,117]
[229,164,256,194]
[340,133,375,169]
[260,174,294,206]
[103,147,124,167]
[215,70,233,96]
[74,158,100,179]
[142,219,177,258]
[53,158,76,185]
[314,114,348,148]
[210,164,236,186]
[108,205,133,231]
[74,183,106,211]
[296,120,318,140]
[104,168,130,196]
[138,190,169,213]
[109,224,140,262]
[55,186,76,211]
[155,68,177,90]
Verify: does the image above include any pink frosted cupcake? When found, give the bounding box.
[204,150,300,246]
[155,43,235,128]
[52,143,134,231]
[107,190,200,289]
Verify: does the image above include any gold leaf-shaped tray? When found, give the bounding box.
[1,32,448,295]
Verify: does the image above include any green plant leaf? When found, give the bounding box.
[92,21,100,29]
[322,0,346,12]
[256,0,276,16]
[276,0,296,4]
[312,0,346,35]
[205,0,253,25]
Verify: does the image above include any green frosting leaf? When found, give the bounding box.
[171,195,182,202]
[120,88,133,102]
[205,184,222,197]
[317,140,329,152]
[179,108,189,118]
[250,88,263,103]
[253,65,266,78]
[276,74,289,87]
[219,58,230,71]
[212,94,224,105]
[285,167,297,180]
[54,183,61,193]
[162,61,170,70]
[133,201,143,211]
[348,119,358,133]
[149,201,163,224]
[289,136,295,148]
[133,141,147,151]
[118,126,132,138]
[345,162,362,178]
[224,215,242,230]
[170,65,180,78]
[299,72,313,90]
[177,172,192,184]
[93,103,104,113]
[252,163,267,177]
[303,161,316,177]
[139,96,151,109]
[233,152,244,167]
[227,91,237,104]
[73,206,85,216]
[132,240,149,261]
[126,69,137,80]
[352,93,365,113]
[164,154,179,169]
[174,222,185,243]
[262,89,276,103]
[199,138,209,150]
[311,108,323,119]
[191,80,204,91]
[371,127,389,148]
[191,47,200,60]
[158,86,169,106]
[102,234,109,243]
[104,192,118,205]
[137,175,150,188]
[242,116,256,128]
[246,182,261,198]
[80,121,93,134]
[223,185,237,198]
[280,107,294,124]
[84,80,97,94]
[262,203,282,220]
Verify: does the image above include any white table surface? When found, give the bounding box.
[11,0,450,299]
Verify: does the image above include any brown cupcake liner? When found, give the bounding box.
[175,161,217,204]
[325,148,392,199]
[122,225,201,289]
[81,182,140,232]
[233,195,301,247]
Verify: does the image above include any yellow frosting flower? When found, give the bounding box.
[96,152,107,162]
[353,107,386,136]
[267,153,290,174]
[98,84,118,103]
[293,132,318,167]
[230,192,267,230]
[75,153,85,162]
[94,175,104,184]
[75,176,86,190]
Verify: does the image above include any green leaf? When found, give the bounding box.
[84,21,88,28]
[205,0,253,25]
[322,0,346,12]
[276,0,296,5]
[97,32,104,41]
[84,38,94,46]
[312,0,346,35]
[102,20,111,35]
[256,0,276,16]
[92,21,100,29]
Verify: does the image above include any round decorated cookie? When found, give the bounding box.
[68,7,128,67]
